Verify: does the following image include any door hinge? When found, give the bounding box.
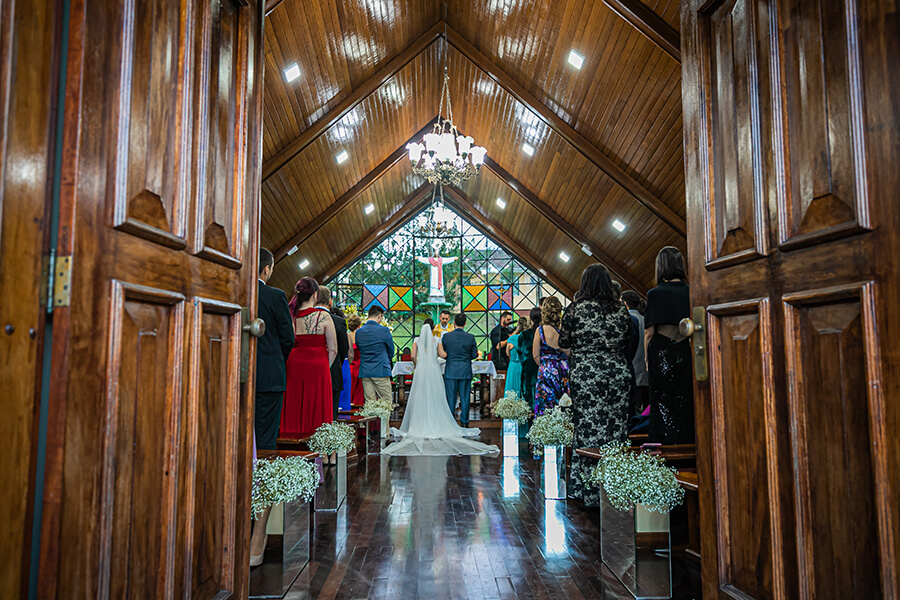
[44,252,72,312]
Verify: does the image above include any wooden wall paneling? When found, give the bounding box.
[271,118,437,261]
[706,297,785,600]
[783,282,892,600]
[261,19,443,178]
[0,0,59,596]
[192,0,251,268]
[771,0,870,250]
[98,282,185,599]
[601,0,681,61]
[109,0,190,250]
[696,0,769,269]
[444,24,687,236]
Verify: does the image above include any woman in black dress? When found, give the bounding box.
[559,264,631,507]
[517,306,542,410]
[644,247,695,444]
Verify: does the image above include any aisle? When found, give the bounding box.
[283,429,633,600]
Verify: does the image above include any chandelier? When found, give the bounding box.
[413,184,457,238]
[406,70,486,186]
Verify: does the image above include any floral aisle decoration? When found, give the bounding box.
[357,396,394,420]
[585,442,685,513]
[492,391,532,424]
[307,422,356,456]
[251,455,320,518]
[526,406,574,456]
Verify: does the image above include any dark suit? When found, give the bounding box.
[256,280,295,449]
[441,328,478,424]
[318,307,349,419]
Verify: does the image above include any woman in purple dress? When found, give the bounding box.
[532,296,570,415]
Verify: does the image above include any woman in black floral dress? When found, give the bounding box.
[559,264,632,507]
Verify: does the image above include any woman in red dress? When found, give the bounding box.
[346,313,365,407]
[281,277,337,438]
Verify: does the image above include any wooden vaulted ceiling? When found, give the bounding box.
[264,0,687,297]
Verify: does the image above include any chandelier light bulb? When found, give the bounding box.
[470,146,487,166]
[457,135,473,155]
[406,142,424,164]
[423,132,441,155]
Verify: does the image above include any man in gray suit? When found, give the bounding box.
[438,313,478,426]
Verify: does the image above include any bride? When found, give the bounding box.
[384,321,499,456]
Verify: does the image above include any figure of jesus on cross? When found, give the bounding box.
[416,255,457,303]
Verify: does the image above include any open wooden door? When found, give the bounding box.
[682,1,899,599]
[38,0,265,598]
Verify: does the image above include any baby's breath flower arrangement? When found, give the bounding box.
[526,407,574,455]
[585,442,685,514]
[492,391,532,424]
[357,396,394,420]
[251,456,320,518]
[307,422,356,456]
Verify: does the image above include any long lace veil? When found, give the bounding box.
[418,324,436,361]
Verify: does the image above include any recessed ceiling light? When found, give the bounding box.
[299,259,310,269]
[559,251,570,262]
[283,63,301,82]
[522,143,535,156]
[335,150,349,164]
[496,198,507,209]
[364,203,375,214]
[581,244,591,255]
[286,245,298,256]
[568,50,585,70]
[612,219,626,232]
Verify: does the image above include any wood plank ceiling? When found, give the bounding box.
[264,0,686,297]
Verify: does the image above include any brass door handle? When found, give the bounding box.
[244,318,266,337]
[681,308,708,382]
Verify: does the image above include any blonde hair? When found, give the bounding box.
[541,297,562,330]
[514,317,530,335]
[347,313,362,332]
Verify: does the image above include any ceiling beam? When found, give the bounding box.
[442,186,576,299]
[445,24,686,237]
[264,0,286,16]
[262,21,443,181]
[318,184,434,283]
[273,119,437,262]
[484,157,647,294]
[601,0,680,63]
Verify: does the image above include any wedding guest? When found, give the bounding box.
[489,311,514,371]
[355,305,395,407]
[533,296,570,415]
[438,314,478,426]
[315,286,349,420]
[612,280,641,406]
[504,316,530,399]
[251,248,294,567]
[644,246,695,444]
[281,277,337,439]
[560,264,631,507]
[347,314,364,406]
[518,307,542,410]
[622,290,649,415]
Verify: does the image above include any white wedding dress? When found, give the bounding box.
[383,325,499,456]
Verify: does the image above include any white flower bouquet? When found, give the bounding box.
[585,442,685,513]
[357,396,394,420]
[492,391,532,424]
[251,455,320,518]
[526,407,574,455]
[307,421,356,456]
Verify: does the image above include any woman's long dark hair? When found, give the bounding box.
[528,306,542,329]
[289,276,319,316]
[574,264,618,311]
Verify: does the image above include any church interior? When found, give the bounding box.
[1,0,899,599]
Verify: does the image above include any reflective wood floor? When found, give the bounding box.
[281,428,696,600]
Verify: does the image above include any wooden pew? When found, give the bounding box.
[675,470,700,560]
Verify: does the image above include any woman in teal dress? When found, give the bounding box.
[504,317,530,399]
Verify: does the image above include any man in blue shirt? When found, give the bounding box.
[354,305,395,406]
[439,313,478,426]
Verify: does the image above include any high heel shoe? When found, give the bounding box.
[249,533,267,568]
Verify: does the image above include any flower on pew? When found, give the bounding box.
[308,422,356,456]
[491,391,533,424]
[251,455,320,518]
[356,396,394,420]
[526,407,574,455]
[585,442,685,514]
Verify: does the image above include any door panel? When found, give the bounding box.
[39,0,263,598]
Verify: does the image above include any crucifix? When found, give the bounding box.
[415,254,457,303]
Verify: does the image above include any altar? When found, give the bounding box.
[392,360,501,419]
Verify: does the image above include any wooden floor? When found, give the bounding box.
[277,428,697,600]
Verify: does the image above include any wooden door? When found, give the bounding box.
[37,1,264,598]
[682,1,899,599]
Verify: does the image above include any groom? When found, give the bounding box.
[439,313,478,426]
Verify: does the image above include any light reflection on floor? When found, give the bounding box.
[544,499,568,556]
[501,457,520,497]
